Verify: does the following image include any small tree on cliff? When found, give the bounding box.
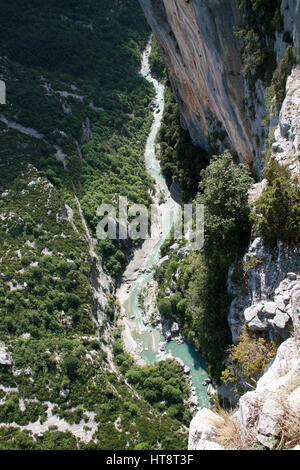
[221,327,277,395]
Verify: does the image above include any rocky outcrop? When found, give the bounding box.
[228,236,300,343]
[188,408,225,450]
[228,62,300,343]
[74,196,112,330]
[238,336,300,449]
[0,341,13,367]
[138,1,300,450]
[139,0,254,166]
[189,336,300,450]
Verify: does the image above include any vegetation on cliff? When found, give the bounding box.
[155,152,254,380]
[235,0,283,88]
[0,1,189,450]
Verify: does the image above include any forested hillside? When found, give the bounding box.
[0,0,190,450]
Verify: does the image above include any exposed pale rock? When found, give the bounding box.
[262,302,277,316]
[157,255,169,267]
[177,247,188,258]
[248,179,267,204]
[188,408,225,451]
[228,236,300,341]
[244,303,267,331]
[59,389,70,400]
[171,322,179,334]
[270,66,300,184]
[272,311,291,330]
[207,384,218,396]
[275,296,286,312]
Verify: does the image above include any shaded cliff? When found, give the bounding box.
[139,0,254,166]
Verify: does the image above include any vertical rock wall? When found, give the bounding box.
[139,0,254,166]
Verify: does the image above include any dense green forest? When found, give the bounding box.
[0,0,190,450]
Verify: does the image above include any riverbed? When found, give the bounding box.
[116,40,209,409]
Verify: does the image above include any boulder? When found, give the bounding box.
[188,408,225,450]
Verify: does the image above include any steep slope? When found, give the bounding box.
[139,0,300,175]
[139,0,254,165]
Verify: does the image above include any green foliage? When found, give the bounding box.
[0,1,189,450]
[254,161,300,245]
[235,0,282,89]
[0,0,155,281]
[113,331,191,425]
[197,151,254,256]
[157,297,173,318]
[265,46,296,121]
[155,152,253,380]
[188,153,253,378]
[221,328,277,395]
[64,355,80,380]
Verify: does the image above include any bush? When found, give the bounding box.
[157,297,173,318]
[254,162,300,245]
[64,355,80,380]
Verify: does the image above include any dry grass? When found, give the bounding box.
[211,337,300,450]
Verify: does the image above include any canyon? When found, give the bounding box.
[138,0,300,450]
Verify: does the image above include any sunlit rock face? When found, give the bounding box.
[139,0,254,167]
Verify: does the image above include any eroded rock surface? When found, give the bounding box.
[139,0,254,165]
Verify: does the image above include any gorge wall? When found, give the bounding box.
[139,0,300,450]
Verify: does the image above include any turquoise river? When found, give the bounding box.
[117,41,210,409]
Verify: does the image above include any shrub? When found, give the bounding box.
[221,328,277,395]
[254,162,300,245]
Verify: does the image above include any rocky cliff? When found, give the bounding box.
[189,335,300,450]
[139,0,254,166]
[138,0,300,451]
[188,57,300,453]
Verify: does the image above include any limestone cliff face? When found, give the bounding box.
[282,0,300,63]
[189,67,300,450]
[139,0,254,166]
